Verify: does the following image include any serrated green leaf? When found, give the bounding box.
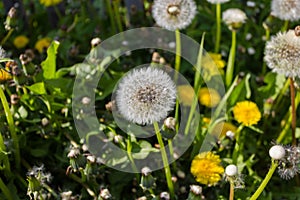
[41,40,60,79]
[27,82,46,95]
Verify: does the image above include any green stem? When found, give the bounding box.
[282,20,289,32]
[174,29,181,82]
[0,177,13,200]
[105,0,117,34]
[1,29,14,46]
[0,86,20,170]
[43,183,58,198]
[112,0,123,32]
[215,3,221,53]
[127,135,140,180]
[53,5,63,20]
[226,30,237,88]
[232,124,244,164]
[0,130,11,172]
[290,78,297,146]
[276,92,300,143]
[249,161,278,200]
[229,181,234,200]
[153,122,175,199]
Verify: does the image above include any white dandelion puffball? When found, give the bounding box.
[225,164,238,176]
[264,30,300,78]
[115,67,177,125]
[207,0,229,4]
[152,0,197,31]
[269,145,285,160]
[271,0,300,21]
[222,8,247,29]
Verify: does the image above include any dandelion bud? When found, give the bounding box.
[295,26,300,37]
[140,167,155,190]
[8,7,17,18]
[161,117,177,139]
[269,145,285,160]
[160,191,170,200]
[151,52,161,63]
[105,101,113,112]
[177,170,186,179]
[91,37,101,48]
[100,188,112,200]
[10,94,19,105]
[41,117,50,126]
[225,164,238,176]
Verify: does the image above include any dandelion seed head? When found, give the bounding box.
[225,164,238,176]
[264,30,300,78]
[152,0,197,31]
[115,67,176,125]
[271,0,300,21]
[269,145,286,160]
[222,8,247,30]
[207,0,229,4]
[0,46,7,59]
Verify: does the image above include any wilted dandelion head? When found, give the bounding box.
[277,145,300,180]
[271,0,300,21]
[0,46,7,59]
[152,0,197,31]
[222,8,247,30]
[264,30,300,78]
[190,152,224,186]
[207,0,230,4]
[115,67,176,125]
[233,101,261,126]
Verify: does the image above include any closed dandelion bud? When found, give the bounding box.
[152,52,161,63]
[105,101,113,112]
[161,117,177,139]
[20,54,35,75]
[188,185,204,200]
[41,117,49,126]
[140,167,155,190]
[269,145,285,160]
[160,191,170,200]
[100,188,112,200]
[91,37,101,48]
[5,7,17,30]
[10,94,19,105]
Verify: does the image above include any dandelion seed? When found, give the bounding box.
[271,0,300,22]
[152,0,197,31]
[222,8,247,30]
[233,101,261,126]
[115,67,176,125]
[264,30,300,78]
[191,152,224,186]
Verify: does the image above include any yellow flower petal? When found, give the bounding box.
[35,38,51,53]
[199,88,221,108]
[13,35,29,49]
[233,101,261,126]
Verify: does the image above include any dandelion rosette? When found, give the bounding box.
[233,101,261,126]
[115,67,177,125]
[271,0,300,21]
[191,152,224,186]
[152,0,197,31]
[222,8,247,30]
[264,30,300,78]
[207,0,230,4]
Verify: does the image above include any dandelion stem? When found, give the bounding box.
[153,122,175,199]
[174,29,181,82]
[0,86,20,170]
[105,0,117,34]
[215,3,221,53]
[282,20,289,32]
[1,29,14,46]
[232,124,244,164]
[249,160,278,200]
[289,78,297,146]
[112,0,123,32]
[229,181,235,200]
[226,30,237,88]
[0,177,13,200]
[127,134,140,180]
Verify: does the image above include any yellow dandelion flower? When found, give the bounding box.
[208,53,226,69]
[39,0,62,7]
[0,62,13,82]
[191,152,224,186]
[13,35,29,49]
[233,101,261,126]
[203,118,237,138]
[177,85,195,106]
[199,88,221,108]
[35,38,51,53]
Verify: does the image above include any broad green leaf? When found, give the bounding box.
[27,82,46,95]
[41,40,60,79]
